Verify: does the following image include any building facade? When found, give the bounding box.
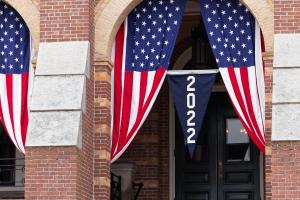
[0,0,299,199]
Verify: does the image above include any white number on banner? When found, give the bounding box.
[186,76,196,144]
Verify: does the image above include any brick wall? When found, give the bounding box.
[120,83,170,200]
[271,1,300,199]
[25,0,95,199]
[274,0,300,33]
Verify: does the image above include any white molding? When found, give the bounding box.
[167,69,219,75]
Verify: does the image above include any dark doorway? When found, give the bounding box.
[175,93,261,200]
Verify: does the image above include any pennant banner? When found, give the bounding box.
[168,71,216,157]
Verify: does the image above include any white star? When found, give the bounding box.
[9,51,13,56]
[247,36,252,40]
[214,24,219,29]
[236,37,240,41]
[229,30,234,35]
[145,55,149,60]
[148,14,152,19]
[141,49,145,54]
[246,21,250,26]
[141,35,146,40]
[231,44,235,49]
[1,65,5,69]
[174,20,178,25]
[224,43,228,48]
[153,7,157,12]
[136,13,140,18]
[227,57,231,62]
[248,50,253,54]
[219,51,224,56]
[221,10,226,15]
[0,51,4,55]
[167,27,171,32]
[241,43,246,48]
[135,41,139,46]
[159,0,163,5]
[135,55,139,60]
[239,16,244,21]
[9,24,13,29]
[223,24,227,29]
[164,41,169,45]
[142,21,146,26]
[157,41,161,45]
[209,31,214,36]
[243,57,247,62]
[152,21,157,25]
[228,16,232,21]
[212,45,217,49]
[9,65,13,69]
[15,58,19,63]
[207,18,211,22]
[151,48,155,53]
[175,7,180,12]
[240,30,245,34]
[205,4,209,9]
[150,62,154,67]
[142,8,147,13]
[140,63,144,67]
[152,34,156,39]
[232,58,237,63]
[234,23,239,28]
[212,10,217,15]
[217,37,221,42]
[159,14,163,19]
[168,13,173,18]
[232,9,237,14]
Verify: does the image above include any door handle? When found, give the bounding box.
[218,160,223,179]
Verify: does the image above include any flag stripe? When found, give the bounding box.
[0,75,20,151]
[111,22,125,155]
[21,74,29,144]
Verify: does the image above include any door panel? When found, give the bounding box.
[175,93,261,200]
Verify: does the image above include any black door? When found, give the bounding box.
[175,93,261,200]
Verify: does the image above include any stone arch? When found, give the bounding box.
[3,0,40,54]
[95,0,274,61]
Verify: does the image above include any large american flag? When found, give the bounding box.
[0,2,31,153]
[111,0,185,162]
[199,0,265,152]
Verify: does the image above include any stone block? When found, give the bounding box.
[30,75,86,111]
[272,104,300,141]
[36,41,90,76]
[273,68,300,103]
[274,34,300,68]
[26,111,82,147]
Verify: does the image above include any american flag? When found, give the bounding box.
[199,0,265,152]
[111,0,185,162]
[0,2,31,153]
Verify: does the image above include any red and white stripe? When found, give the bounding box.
[111,20,167,162]
[219,21,265,152]
[0,73,29,153]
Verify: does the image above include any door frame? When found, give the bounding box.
[168,89,265,200]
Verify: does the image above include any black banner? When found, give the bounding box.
[168,72,216,157]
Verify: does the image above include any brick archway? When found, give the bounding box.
[4,0,40,52]
[95,0,274,61]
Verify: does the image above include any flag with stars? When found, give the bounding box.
[111,0,185,162]
[0,2,31,153]
[199,0,265,152]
